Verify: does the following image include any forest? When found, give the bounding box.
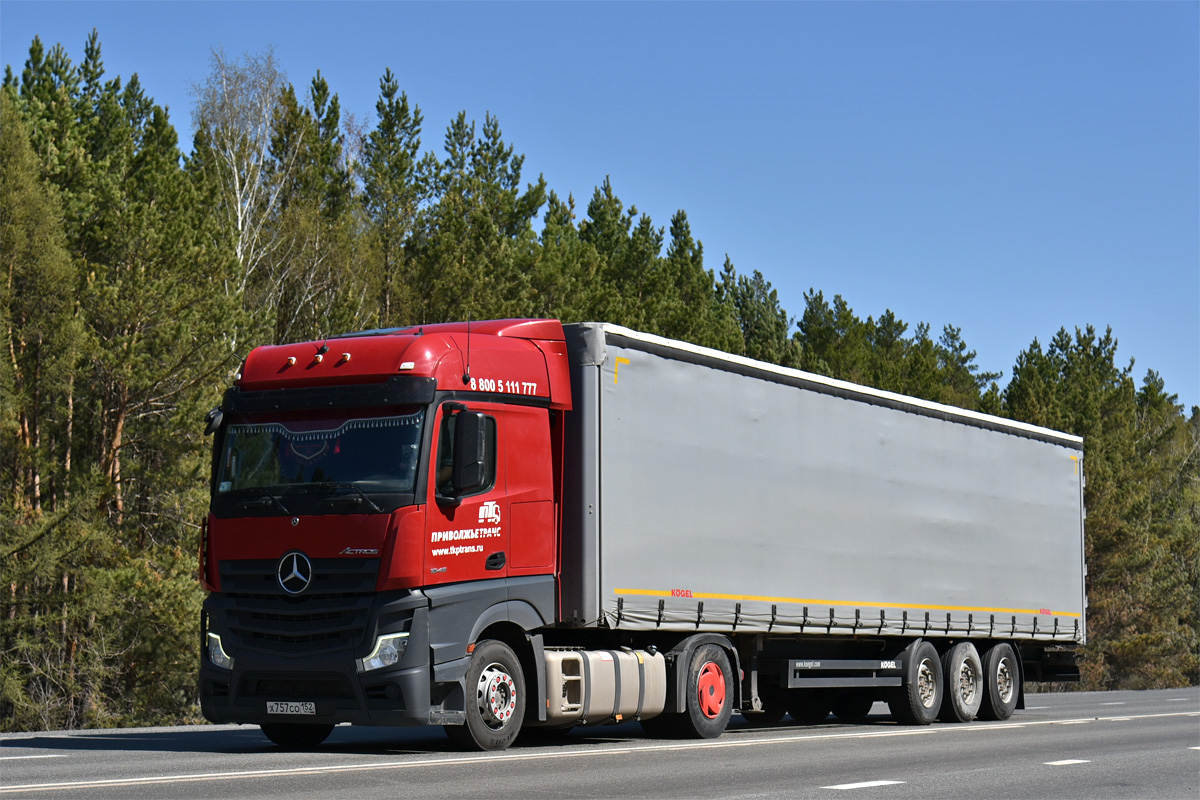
[2,33,1196,731]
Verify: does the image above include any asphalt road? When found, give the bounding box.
[1,688,1196,799]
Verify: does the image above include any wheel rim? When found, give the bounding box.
[475,662,518,730]
[916,658,938,709]
[959,658,978,705]
[995,657,1014,705]
[697,661,726,719]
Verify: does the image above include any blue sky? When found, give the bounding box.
[3,1,1197,409]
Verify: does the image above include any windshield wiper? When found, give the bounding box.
[237,491,290,515]
[319,482,384,514]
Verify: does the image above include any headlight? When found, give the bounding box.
[358,632,409,672]
[207,633,233,670]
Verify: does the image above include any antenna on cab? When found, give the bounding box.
[462,315,472,385]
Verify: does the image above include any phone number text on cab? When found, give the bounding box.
[470,377,539,396]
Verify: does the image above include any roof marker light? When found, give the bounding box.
[313,353,323,364]
[287,356,296,366]
[341,353,352,363]
[399,361,416,371]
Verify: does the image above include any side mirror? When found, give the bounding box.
[452,411,487,493]
[204,406,224,436]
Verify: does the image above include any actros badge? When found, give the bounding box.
[277,551,312,595]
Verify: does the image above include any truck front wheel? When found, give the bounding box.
[444,639,526,751]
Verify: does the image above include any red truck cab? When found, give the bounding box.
[199,320,571,747]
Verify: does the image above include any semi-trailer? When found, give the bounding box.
[199,319,1085,750]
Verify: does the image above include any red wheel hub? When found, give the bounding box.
[697,661,726,719]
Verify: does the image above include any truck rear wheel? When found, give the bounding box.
[888,640,942,725]
[681,644,734,738]
[640,644,733,739]
[977,642,1019,721]
[938,642,983,722]
[260,723,334,749]
[444,639,526,751]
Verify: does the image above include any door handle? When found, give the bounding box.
[485,551,506,571]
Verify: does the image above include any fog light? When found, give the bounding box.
[207,633,233,670]
[358,632,409,672]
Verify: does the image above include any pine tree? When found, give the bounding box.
[529,191,601,321]
[1,90,80,513]
[265,74,370,341]
[407,111,545,323]
[1004,326,1198,688]
[717,257,799,366]
[362,68,424,327]
[3,33,234,729]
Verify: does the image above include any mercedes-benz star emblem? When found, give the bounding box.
[277,552,312,595]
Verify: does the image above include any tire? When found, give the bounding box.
[260,723,334,749]
[978,642,1019,721]
[678,643,734,738]
[887,640,943,725]
[830,690,876,723]
[938,642,983,723]
[743,682,787,727]
[443,639,526,751]
[786,690,831,724]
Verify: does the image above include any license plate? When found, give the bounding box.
[266,701,316,715]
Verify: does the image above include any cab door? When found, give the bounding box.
[424,402,508,585]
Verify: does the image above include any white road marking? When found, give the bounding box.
[1058,720,1093,725]
[0,756,66,761]
[1166,698,1190,702]
[2,711,1196,794]
[1106,717,1132,722]
[1191,747,1200,751]
[821,780,906,790]
[1044,759,1090,766]
[1099,702,1125,706]
[1024,706,1049,709]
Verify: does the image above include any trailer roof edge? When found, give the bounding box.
[591,323,1084,450]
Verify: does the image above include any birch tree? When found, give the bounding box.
[191,48,290,300]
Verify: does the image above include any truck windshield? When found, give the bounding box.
[216,411,423,498]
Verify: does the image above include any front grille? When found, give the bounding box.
[243,676,353,699]
[219,558,379,655]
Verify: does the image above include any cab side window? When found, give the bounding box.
[436,411,497,496]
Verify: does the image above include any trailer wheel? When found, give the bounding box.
[938,642,983,722]
[830,690,875,722]
[977,642,1019,721]
[786,690,831,724]
[888,640,943,725]
[680,644,733,738]
[444,640,525,751]
[260,723,334,749]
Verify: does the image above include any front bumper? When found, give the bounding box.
[200,590,433,727]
